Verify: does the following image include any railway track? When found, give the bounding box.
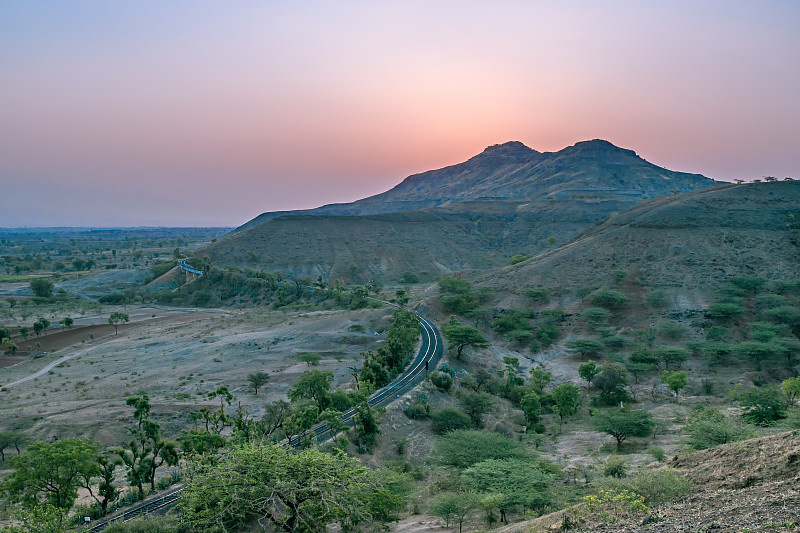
[85,306,441,531]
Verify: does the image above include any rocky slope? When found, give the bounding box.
[477,181,800,299]
[235,139,716,232]
[204,141,718,280]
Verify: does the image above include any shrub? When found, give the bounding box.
[430,407,472,434]
[658,320,687,340]
[603,456,628,478]
[685,407,753,449]
[433,429,529,468]
[647,447,666,462]
[525,287,550,305]
[582,307,611,329]
[739,386,786,426]
[591,289,627,309]
[430,371,453,392]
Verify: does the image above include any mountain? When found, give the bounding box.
[477,181,800,305]
[235,139,716,232]
[202,140,719,281]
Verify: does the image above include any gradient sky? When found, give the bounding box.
[1,1,798,227]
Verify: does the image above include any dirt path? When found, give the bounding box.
[1,337,123,389]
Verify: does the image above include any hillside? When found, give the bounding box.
[201,197,639,282]
[479,181,800,303]
[505,430,800,532]
[205,140,718,280]
[236,139,716,232]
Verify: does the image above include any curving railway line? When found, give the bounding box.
[87,275,442,531]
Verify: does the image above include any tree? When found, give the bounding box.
[551,383,581,431]
[685,408,752,450]
[180,442,405,533]
[430,492,479,533]
[1,438,100,509]
[288,370,333,413]
[431,407,472,435]
[463,459,552,522]
[297,352,322,366]
[656,346,688,370]
[107,311,130,336]
[247,372,270,395]
[84,452,121,514]
[739,386,786,426]
[591,289,627,308]
[593,363,628,405]
[782,376,800,406]
[661,370,688,397]
[29,278,54,298]
[438,277,478,314]
[525,287,550,305]
[459,392,493,427]
[354,401,381,451]
[582,307,611,329]
[1,504,67,533]
[114,392,179,497]
[733,341,786,370]
[442,321,489,359]
[433,430,529,468]
[37,317,51,335]
[566,338,605,358]
[594,409,655,448]
[32,320,43,337]
[318,408,347,439]
[578,361,598,388]
[61,317,74,329]
[520,391,542,427]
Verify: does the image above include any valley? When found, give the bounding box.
[1,144,798,533]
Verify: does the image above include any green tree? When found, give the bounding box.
[520,391,542,427]
[297,352,322,366]
[578,361,598,388]
[594,409,655,448]
[288,370,333,413]
[582,307,611,329]
[108,312,129,335]
[2,438,100,509]
[430,492,479,533]
[181,442,404,533]
[61,317,74,329]
[114,393,178,497]
[739,386,786,426]
[459,392,493,427]
[733,341,786,370]
[431,407,472,435]
[433,430,529,468]
[593,363,628,405]
[656,346,688,370]
[685,407,752,450]
[524,287,550,305]
[29,278,54,298]
[353,401,381,452]
[706,302,745,322]
[438,277,478,314]
[660,370,688,397]
[37,317,51,335]
[442,320,489,359]
[551,383,581,431]
[247,372,270,395]
[591,289,627,308]
[565,338,605,358]
[463,459,552,522]
[1,504,67,533]
[782,376,800,406]
[318,408,347,440]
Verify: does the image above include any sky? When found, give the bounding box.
[1,1,799,227]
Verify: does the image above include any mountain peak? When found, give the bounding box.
[478,141,539,158]
[565,139,638,157]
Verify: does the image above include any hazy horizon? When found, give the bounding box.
[2,1,798,227]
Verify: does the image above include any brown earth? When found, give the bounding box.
[475,181,800,300]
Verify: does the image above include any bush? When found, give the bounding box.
[103,515,191,533]
[433,429,529,468]
[685,407,753,449]
[430,407,472,434]
[739,386,786,426]
[404,402,430,420]
[591,289,627,309]
[647,447,666,462]
[658,320,687,340]
[525,287,550,305]
[430,371,453,392]
[628,468,693,505]
[603,456,628,478]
